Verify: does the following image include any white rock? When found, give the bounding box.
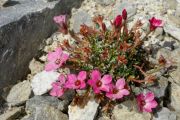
[153,107,176,120]
[68,99,99,120]
[31,71,59,95]
[7,80,31,106]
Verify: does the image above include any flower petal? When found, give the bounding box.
[91,70,101,81]
[114,92,123,99]
[67,74,77,83]
[77,71,87,81]
[145,92,155,102]
[61,52,69,62]
[87,79,95,86]
[116,78,125,89]
[120,89,130,96]
[100,84,110,92]
[101,75,112,84]
[58,74,66,85]
[47,48,62,61]
[80,81,86,89]
[45,62,59,71]
[145,100,158,109]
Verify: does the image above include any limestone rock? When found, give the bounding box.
[94,0,114,6]
[171,83,180,119]
[31,71,59,95]
[111,1,136,20]
[164,24,180,41]
[153,107,176,120]
[23,105,68,120]
[68,99,99,120]
[72,11,92,33]
[112,104,151,120]
[6,80,31,106]
[29,59,44,75]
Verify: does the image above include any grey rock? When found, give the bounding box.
[111,2,136,20]
[34,105,68,120]
[26,96,69,113]
[170,83,180,119]
[164,24,180,41]
[6,80,31,106]
[156,48,172,60]
[112,104,151,120]
[0,0,83,94]
[72,11,92,33]
[22,105,68,120]
[61,90,75,102]
[147,76,169,98]
[94,0,114,6]
[0,107,23,120]
[68,99,99,120]
[153,107,176,120]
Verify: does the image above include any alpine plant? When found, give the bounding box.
[45,9,170,113]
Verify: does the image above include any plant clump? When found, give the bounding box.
[44,9,171,113]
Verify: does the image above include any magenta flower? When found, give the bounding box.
[149,17,163,31]
[50,74,66,97]
[137,92,158,112]
[53,15,66,25]
[45,48,69,71]
[64,71,87,89]
[88,70,112,94]
[122,9,127,20]
[106,78,129,100]
[113,15,123,27]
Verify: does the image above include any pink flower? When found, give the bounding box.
[53,15,66,25]
[53,15,68,34]
[122,9,127,20]
[106,78,129,100]
[149,17,163,31]
[88,70,112,94]
[45,48,69,71]
[50,74,66,97]
[64,71,87,89]
[137,92,158,112]
[113,15,123,27]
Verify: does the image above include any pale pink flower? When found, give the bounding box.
[149,17,163,31]
[53,15,68,34]
[45,48,69,71]
[106,78,129,100]
[53,15,66,25]
[137,92,158,112]
[50,74,66,97]
[64,71,87,89]
[88,70,112,94]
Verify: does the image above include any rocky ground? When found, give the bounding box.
[0,0,180,120]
